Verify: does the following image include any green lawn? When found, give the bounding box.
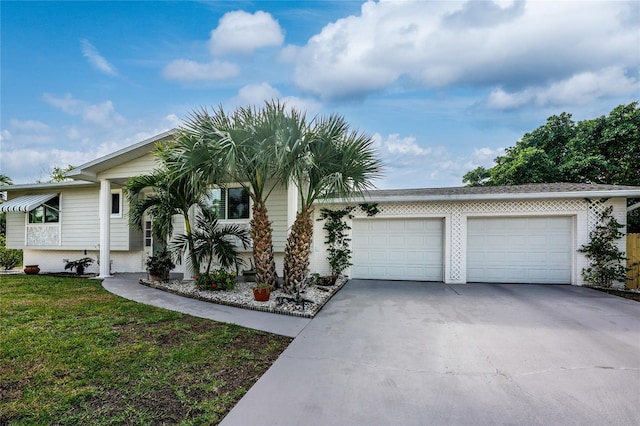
[0,275,291,425]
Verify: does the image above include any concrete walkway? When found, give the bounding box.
[221,280,640,426]
[102,273,311,338]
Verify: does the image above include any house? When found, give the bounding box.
[3,131,640,285]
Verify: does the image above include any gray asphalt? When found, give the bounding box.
[102,273,310,337]
[221,280,640,426]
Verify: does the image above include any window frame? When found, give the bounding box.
[110,189,123,218]
[27,195,60,224]
[205,186,251,221]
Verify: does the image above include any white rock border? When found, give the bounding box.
[139,276,348,318]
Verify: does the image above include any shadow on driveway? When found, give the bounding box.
[222,280,640,426]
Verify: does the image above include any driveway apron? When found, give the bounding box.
[222,280,640,426]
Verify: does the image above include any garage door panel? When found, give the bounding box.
[467,217,572,284]
[352,218,443,281]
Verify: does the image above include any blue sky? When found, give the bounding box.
[1,1,638,188]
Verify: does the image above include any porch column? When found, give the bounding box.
[286,180,299,231]
[98,179,112,278]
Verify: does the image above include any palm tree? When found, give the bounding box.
[125,135,218,275]
[282,114,383,292]
[172,101,304,287]
[0,174,12,186]
[171,206,250,276]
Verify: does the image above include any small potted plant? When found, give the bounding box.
[253,282,272,302]
[64,257,94,275]
[146,250,175,282]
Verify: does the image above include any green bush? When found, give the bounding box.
[195,269,237,291]
[0,235,22,270]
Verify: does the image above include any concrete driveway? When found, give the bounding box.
[221,280,640,426]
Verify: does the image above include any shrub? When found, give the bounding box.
[0,235,22,270]
[578,206,629,287]
[195,269,237,291]
[64,257,94,275]
[146,250,175,280]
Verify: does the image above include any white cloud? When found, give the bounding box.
[42,93,125,127]
[287,1,638,102]
[8,119,50,132]
[231,83,322,116]
[0,130,11,141]
[82,101,125,127]
[209,10,285,55]
[488,67,640,109]
[375,133,431,156]
[80,39,118,76]
[162,59,239,82]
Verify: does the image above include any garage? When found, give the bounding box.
[467,216,573,284]
[351,218,443,281]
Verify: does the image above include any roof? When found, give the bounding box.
[319,183,640,204]
[65,129,177,182]
[0,193,58,212]
[0,180,97,192]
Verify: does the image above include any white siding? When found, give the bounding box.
[6,212,25,249]
[98,153,159,180]
[60,188,100,249]
[265,183,288,252]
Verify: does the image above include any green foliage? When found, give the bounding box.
[318,207,356,276]
[145,250,175,280]
[63,257,93,275]
[359,203,380,217]
[253,282,272,289]
[578,206,629,287]
[0,235,22,270]
[194,269,237,291]
[171,206,250,276]
[463,102,640,231]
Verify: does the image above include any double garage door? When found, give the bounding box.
[351,216,573,284]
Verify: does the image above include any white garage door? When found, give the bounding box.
[351,218,443,281]
[467,216,573,284]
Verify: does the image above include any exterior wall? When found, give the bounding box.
[22,249,146,274]
[265,183,288,252]
[98,153,159,180]
[310,197,629,286]
[5,186,139,252]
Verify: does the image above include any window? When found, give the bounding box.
[206,187,250,220]
[145,220,152,247]
[28,196,59,223]
[111,190,122,217]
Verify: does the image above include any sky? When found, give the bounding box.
[1,0,638,188]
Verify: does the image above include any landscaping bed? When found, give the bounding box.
[588,286,640,302]
[139,276,348,318]
[0,275,291,425]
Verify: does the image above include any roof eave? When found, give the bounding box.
[0,181,98,191]
[317,190,640,205]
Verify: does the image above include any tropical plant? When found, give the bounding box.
[578,206,629,287]
[145,250,175,281]
[171,206,250,276]
[169,101,302,287]
[64,257,93,275]
[126,134,219,275]
[281,114,382,293]
[0,174,12,237]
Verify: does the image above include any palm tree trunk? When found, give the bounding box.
[250,201,278,287]
[184,216,200,276]
[283,209,313,293]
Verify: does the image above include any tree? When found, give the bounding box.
[171,206,250,276]
[169,101,297,287]
[463,102,640,231]
[282,114,382,292]
[36,165,75,183]
[0,174,12,237]
[126,134,217,275]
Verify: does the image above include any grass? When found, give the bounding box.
[0,275,292,425]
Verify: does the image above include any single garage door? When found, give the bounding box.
[351,218,443,281]
[467,216,573,284]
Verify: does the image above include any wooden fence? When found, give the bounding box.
[628,233,640,289]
